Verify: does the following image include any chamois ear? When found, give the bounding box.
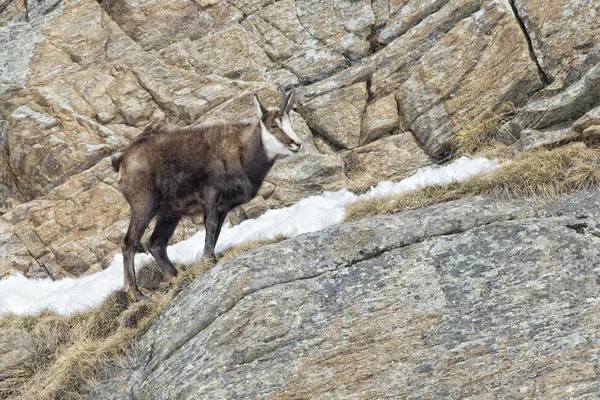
[253,94,268,119]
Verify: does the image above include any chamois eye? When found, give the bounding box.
[271,125,279,130]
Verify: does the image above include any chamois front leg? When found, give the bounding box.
[201,187,221,265]
[215,207,231,241]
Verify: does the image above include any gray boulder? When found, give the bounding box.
[92,190,600,399]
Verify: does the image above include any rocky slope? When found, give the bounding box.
[88,190,600,399]
[2,0,600,280]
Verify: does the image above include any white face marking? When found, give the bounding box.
[281,114,302,145]
[260,120,290,159]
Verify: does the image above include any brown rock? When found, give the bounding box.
[0,145,24,212]
[361,94,400,145]
[104,68,165,127]
[395,0,542,156]
[191,24,275,81]
[515,124,580,153]
[0,0,237,207]
[573,106,600,134]
[0,219,40,279]
[513,0,600,84]
[504,63,600,138]
[266,153,344,207]
[4,89,128,201]
[313,136,340,154]
[242,15,299,61]
[240,196,269,220]
[0,0,27,27]
[101,0,211,51]
[300,82,368,150]
[1,158,129,277]
[255,0,348,83]
[202,1,244,29]
[283,49,348,84]
[582,126,600,144]
[295,0,374,60]
[345,133,434,181]
[378,0,449,45]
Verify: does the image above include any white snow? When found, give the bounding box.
[0,157,500,316]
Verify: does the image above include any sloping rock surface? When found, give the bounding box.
[92,190,600,399]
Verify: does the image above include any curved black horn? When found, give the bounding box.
[285,85,296,114]
[278,85,289,116]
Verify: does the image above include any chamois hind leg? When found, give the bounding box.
[201,187,222,264]
[122,195,158,302]
[147,208,181,282]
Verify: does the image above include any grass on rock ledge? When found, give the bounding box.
[0,237,285,400]
[345,143,600,222]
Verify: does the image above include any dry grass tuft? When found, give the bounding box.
[454,107,517,157]
[0,236,286,400]
[218,236,287,264]
[136,261,167,292]
[345,144,600,222]
[325,170,384,195]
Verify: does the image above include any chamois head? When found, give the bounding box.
[254,85,302,159]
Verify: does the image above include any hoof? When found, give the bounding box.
[200,255,217,266]
[125,287,147,302]
[165,270,179,282]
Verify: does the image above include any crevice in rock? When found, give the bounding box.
[0,0,13,14]
[300,1,484,104]
[131,71,175,121]
[378,0,451,47]
[12,228,48,278]
[42,0,61,16]
[292,0,349,66]
[366,0,385,56]
[39,263,55,280]
[312,130,344,153]
[239,20,286,72]
[367,21,384,56]
[565,222,588,235]
[365,76,375,103]
[3,149,28,203]
[507,0,550,87]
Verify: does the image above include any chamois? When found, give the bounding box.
[112,85,301,301]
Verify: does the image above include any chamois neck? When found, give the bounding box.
[243,123,276,184]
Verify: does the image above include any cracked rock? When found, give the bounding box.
[94,191,600,399]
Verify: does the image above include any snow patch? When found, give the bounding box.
[0,157,500,316]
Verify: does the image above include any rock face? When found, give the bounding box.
[92,190,600,399]
[513,0,600,87]
[2,0,600,278]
